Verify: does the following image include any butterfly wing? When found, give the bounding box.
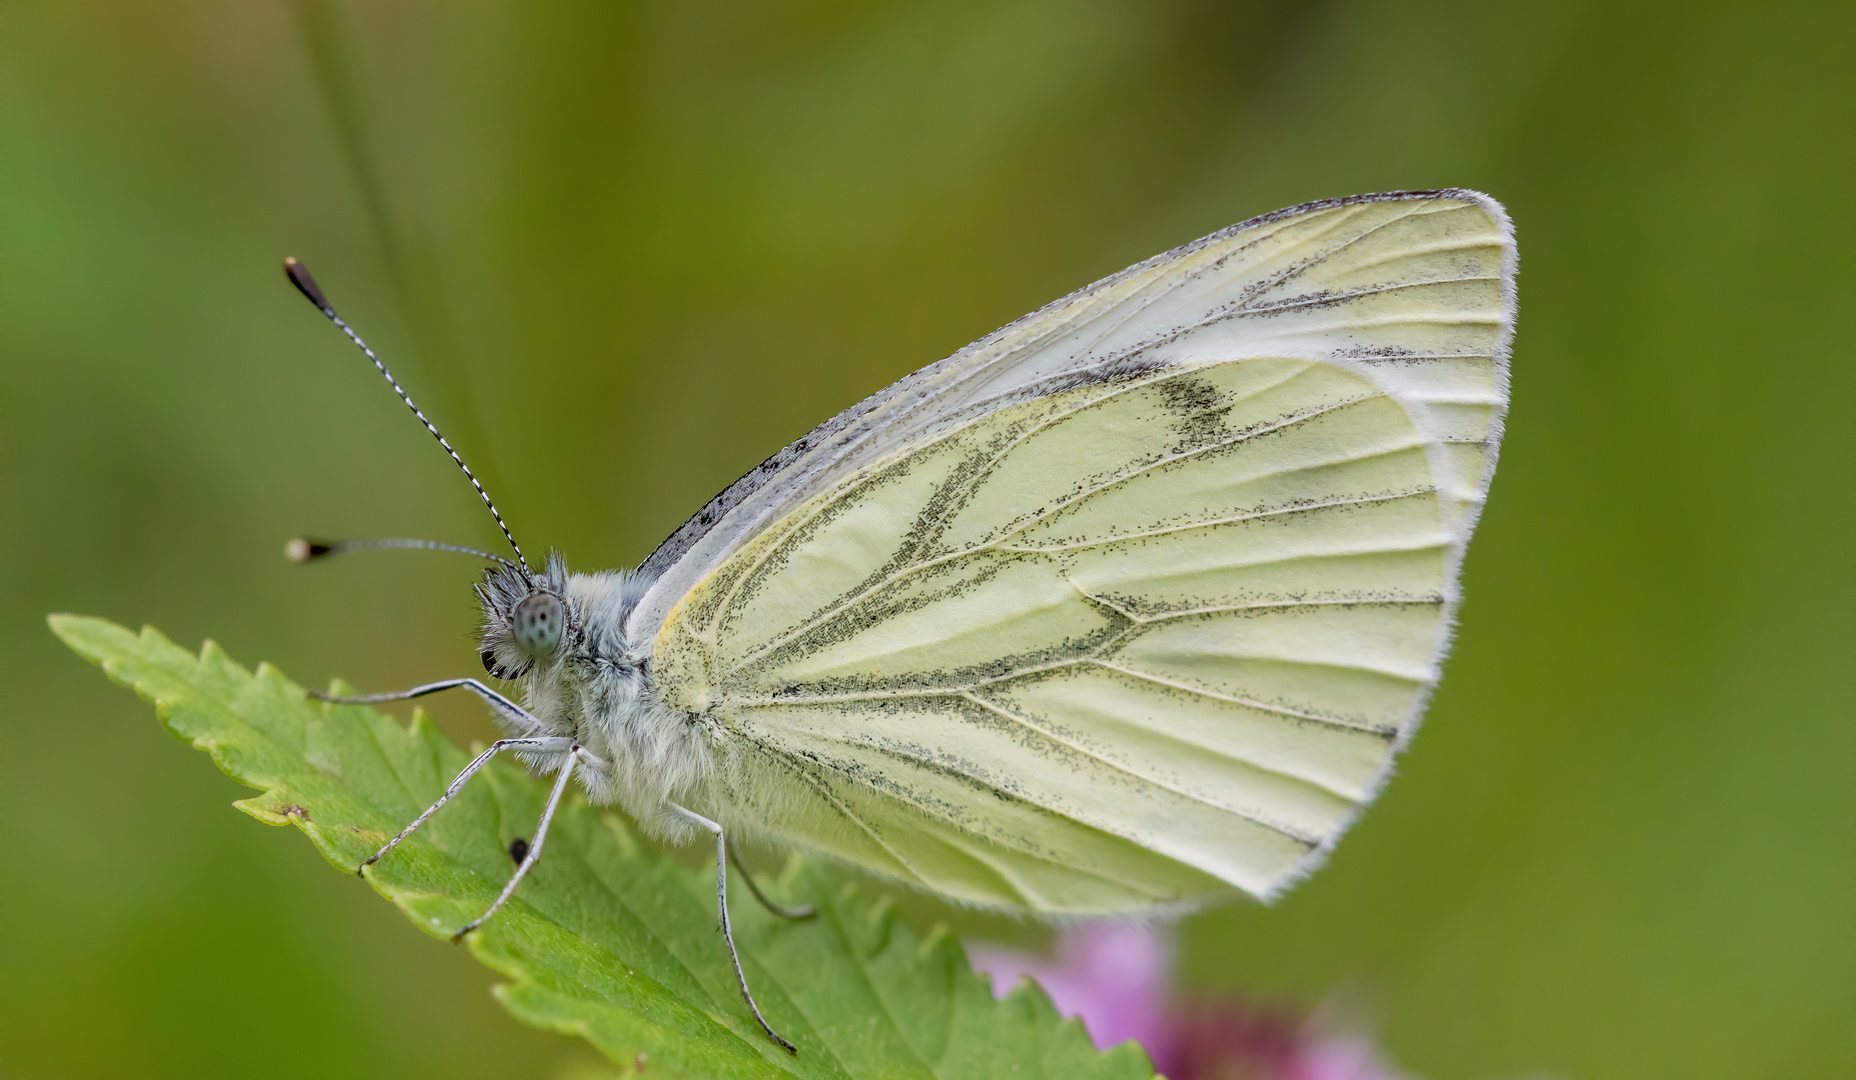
[647,191,1514,914]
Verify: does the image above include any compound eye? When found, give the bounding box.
[512,592,564,659]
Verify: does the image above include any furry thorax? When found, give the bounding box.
[476,554,713,842]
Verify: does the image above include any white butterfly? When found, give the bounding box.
[286,189,1515,1051]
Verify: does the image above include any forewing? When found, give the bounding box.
[630,189,1512,641]
[650,191,1513,913]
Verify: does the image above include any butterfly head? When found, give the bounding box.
[476,554,576,681]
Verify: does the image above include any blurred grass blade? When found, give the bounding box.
[286,0,496,484]
[49,614,1152,1079]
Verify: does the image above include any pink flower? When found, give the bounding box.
[968,924,1413,1080]
[970,923,1179,1072]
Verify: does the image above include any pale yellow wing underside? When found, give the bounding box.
[651,192,1513,915]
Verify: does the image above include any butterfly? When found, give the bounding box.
[285,189,1515,1051]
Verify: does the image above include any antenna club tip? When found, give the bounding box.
[284,538,332,563]
[282,256,332,312]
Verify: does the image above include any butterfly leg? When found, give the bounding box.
[312,677,543,735]
[669,802,798,1053]
[451,743,603,942]
[359,735,576,874]
[728,849,815,919]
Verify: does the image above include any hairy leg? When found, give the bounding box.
[669,802,798,1053]
[358,735,575,873]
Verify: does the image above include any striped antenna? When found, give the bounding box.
[283,257,529,575]
[284,536,520,570]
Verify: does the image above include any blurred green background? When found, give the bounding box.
[2,1,1850,1077]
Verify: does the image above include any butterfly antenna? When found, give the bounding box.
[283,536,520,571]
[283,257,530,576]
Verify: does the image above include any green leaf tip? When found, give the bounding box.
[51,615,1154,1080]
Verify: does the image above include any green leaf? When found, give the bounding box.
[51,614,1153,1080]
